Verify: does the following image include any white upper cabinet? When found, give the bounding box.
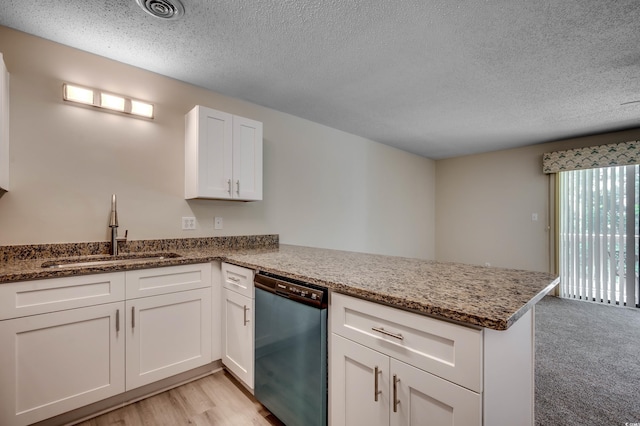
[185,105,263,201]
[0,52,9,194]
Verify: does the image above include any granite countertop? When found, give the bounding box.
[225,245,559,330]
[0,237,558,331]
[0,236,278,283]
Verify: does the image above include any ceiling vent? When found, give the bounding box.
[135,0,185,20]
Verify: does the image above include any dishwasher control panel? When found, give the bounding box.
[281,282,324,303]
[255,272,328,309]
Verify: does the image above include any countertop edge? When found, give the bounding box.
[504,277,560,329]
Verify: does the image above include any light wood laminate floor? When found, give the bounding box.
[76,370,285,426]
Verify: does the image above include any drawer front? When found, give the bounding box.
[330,292,483,393]
[125,263,212,299]
[221,262,254,298]
[0,273,125,320]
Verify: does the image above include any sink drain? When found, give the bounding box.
[135,0,185,20]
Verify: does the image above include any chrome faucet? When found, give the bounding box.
[109,194,127,256]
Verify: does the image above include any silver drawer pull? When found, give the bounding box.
[372,326,404,340]
[228,276,241,283]
[374,366,382,402]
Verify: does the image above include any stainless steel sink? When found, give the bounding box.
[41,252,182,269]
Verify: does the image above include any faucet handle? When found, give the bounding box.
[117,229,128,243]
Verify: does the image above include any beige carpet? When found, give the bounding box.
[535,296,640,425]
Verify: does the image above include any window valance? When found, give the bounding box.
[542,140,640,174]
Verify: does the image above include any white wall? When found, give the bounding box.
[435,128,640,272]
[0,26,436,259]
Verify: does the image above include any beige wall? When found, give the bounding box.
[435,128,640,272]
[0,26,436,259]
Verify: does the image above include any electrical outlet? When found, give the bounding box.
[214,217,223,230]
[182,217,196,230]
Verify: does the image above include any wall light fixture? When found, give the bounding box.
[62,83,154,119]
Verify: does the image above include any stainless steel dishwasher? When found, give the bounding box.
[254,272,328,426]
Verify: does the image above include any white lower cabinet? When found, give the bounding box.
[0,263,214,426]
[0,302,125,426]
[330,292,534,426]
[221,262,255,389]
[222,287,254,388]
[331,334,480,426]
[125,287,212,390]
[390,355,481,426]
[331,334,389,426]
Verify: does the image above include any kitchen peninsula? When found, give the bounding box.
[224,244,558,330]
[0,237,558,426]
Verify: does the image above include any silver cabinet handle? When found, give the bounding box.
[236,179,240,195]
[228,276,241,283]
[374,366,382,402]
[116,309,120,332]
[243,305,250,326]
[227,179,232,195]
[131,306,135,329]
[372,327,404,340]
[393,374,400,413]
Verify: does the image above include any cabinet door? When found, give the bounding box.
[0,52,9,192]
[0,302,125,426]
[330,334,389,426]
[232,115,262,201]
[126,287,212,390]
[185,105,233,199]
[222,288,254,388]
[211,261,222,362]
[390,359,481,426]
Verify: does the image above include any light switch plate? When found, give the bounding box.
[214,217,223,230]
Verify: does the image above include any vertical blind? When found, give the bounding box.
[559,165,639,307]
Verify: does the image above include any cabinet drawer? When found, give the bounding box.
[0,273,125,320]
[221,262,254,298]
[330,292,482,393]
[125,263,211,299]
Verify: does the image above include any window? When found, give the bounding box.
[559,165,639,307]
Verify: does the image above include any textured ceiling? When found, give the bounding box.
[1,0,639,159]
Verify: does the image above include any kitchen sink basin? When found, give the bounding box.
[41,252,182,269]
